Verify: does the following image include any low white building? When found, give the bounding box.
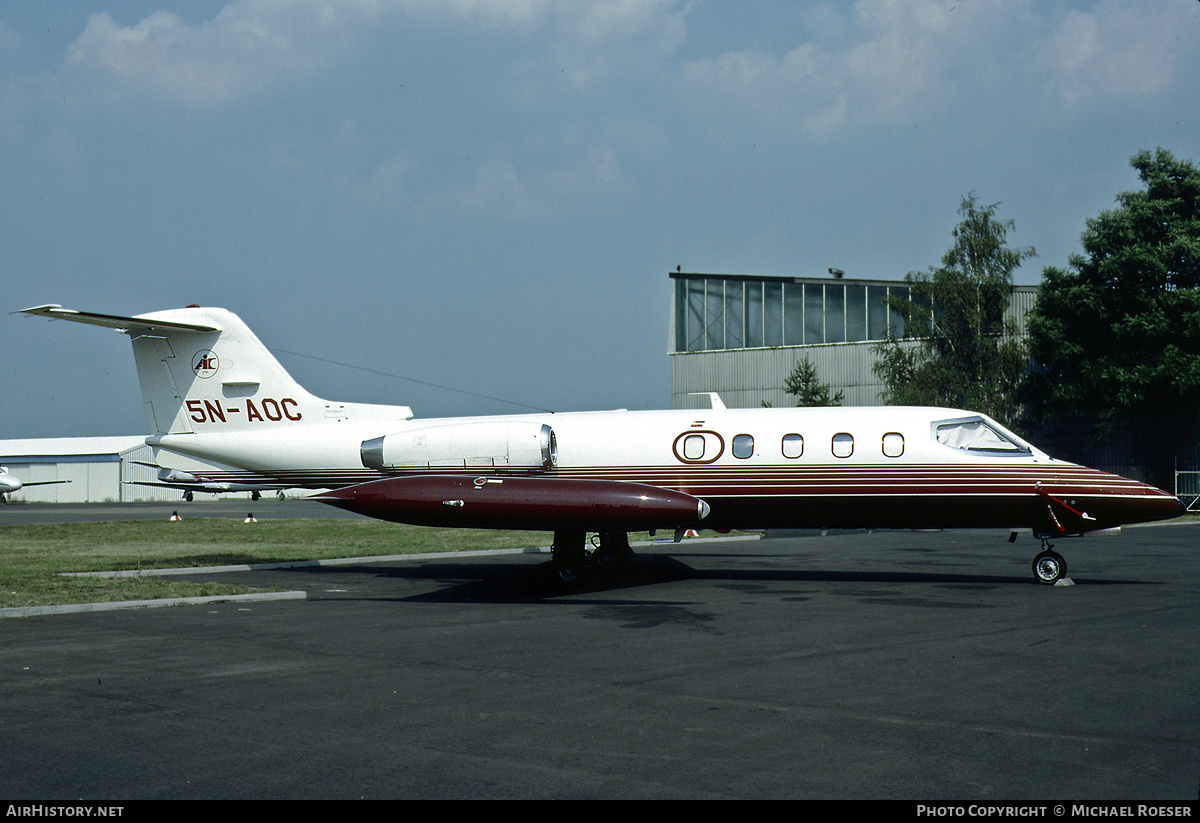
[0,436,175,503]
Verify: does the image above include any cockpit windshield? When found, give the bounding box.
[935,417,1030,454]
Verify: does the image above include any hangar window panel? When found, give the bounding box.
[892,286,913,336]
[908,289,933,337]
[803,284,823,344]
[675,280,689,352]
[744,281,764,348]
[868,286,890,339]
[882,432,905,458]
[832,432,854,458]
[724,280,744,349]
[784,282,807,345]
[673,275,971,353]
[686,278,706,351]
[705,281,725,351]
[733,434,754,459]
[764,281,784,346]
[825,284,845,343]
[782,433,804,458]
[846,284,866,341]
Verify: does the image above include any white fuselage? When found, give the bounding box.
[148,404,1178,533]
[20,303,1183,535]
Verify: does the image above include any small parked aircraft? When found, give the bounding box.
[0,466,70,502]
[22,303,1183,582]
[126,463,292,501]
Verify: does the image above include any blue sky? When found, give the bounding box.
[3,0,1199,439]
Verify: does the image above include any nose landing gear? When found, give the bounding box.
[1031,537,1068,585]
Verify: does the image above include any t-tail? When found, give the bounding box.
[19,304,413,460]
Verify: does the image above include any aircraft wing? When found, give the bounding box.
[129,462,292,494]
[20,305,221,334]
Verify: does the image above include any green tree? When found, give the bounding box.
[782,358,843,406]
[872,193,1034,424]
[1023,148,1200,479]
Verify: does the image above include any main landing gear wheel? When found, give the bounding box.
[552,530,587,583]
[590,532,634,573]
[1032,550,1067,585]
[555,563,581,583]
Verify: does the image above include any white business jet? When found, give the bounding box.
[21,304,1183,583]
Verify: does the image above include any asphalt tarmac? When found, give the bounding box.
[1,501,1197,800]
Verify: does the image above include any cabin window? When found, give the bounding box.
[733,434,754,459]
[782,433,804,458]
[882,432,904,458]
[683,434,706,460]
[935,418,1029,454]
[832,432,854,458]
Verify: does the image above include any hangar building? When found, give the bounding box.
[0,436,176,503]
[669,270,1038,410]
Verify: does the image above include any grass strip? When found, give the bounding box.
[0,519,549,609]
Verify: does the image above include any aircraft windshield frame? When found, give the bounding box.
[933,417,1032,455]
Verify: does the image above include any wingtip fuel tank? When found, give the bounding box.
[310,475,711,532]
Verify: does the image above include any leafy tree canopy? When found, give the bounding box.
[873,193,1034,424]
[1024,148,1200,465]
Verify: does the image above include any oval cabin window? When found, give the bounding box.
[673,430,725,464]
[832,433,854,458]
[782,434,804,459]
[733,434,754,459]
[882,432,904,458]
[683,434,706,460]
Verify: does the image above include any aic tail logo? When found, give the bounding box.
[192,350,219,378]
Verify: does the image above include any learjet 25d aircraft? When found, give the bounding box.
[21,303,1184,583]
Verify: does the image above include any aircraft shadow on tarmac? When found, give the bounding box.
[283,551,1153,606]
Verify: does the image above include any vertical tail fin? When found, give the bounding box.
[21,304,411,437]
[127,306,320,436]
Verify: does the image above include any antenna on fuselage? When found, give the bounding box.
[688,392,726,411]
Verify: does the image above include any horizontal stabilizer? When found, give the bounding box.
[20,304,221,334]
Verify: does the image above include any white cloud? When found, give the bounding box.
[1038,1,1192,107]
[680,0,1009,135]
[61,0,692,104]
[64,2,387,105]
[0,19,21,52]
[551,0,689,85]
[448,156,538,217]
[345,151,413,208]
[677,0,1198,136]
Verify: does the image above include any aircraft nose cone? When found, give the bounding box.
[1125,485,1187,525]
[697,499,711,521]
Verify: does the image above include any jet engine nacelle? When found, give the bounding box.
[362,421,557,472]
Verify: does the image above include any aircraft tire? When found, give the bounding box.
[592,532,633,573]
[555,564,581,583]
[591,546,620,572]
[552,530,587,583]
[1032,550,1067,585]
